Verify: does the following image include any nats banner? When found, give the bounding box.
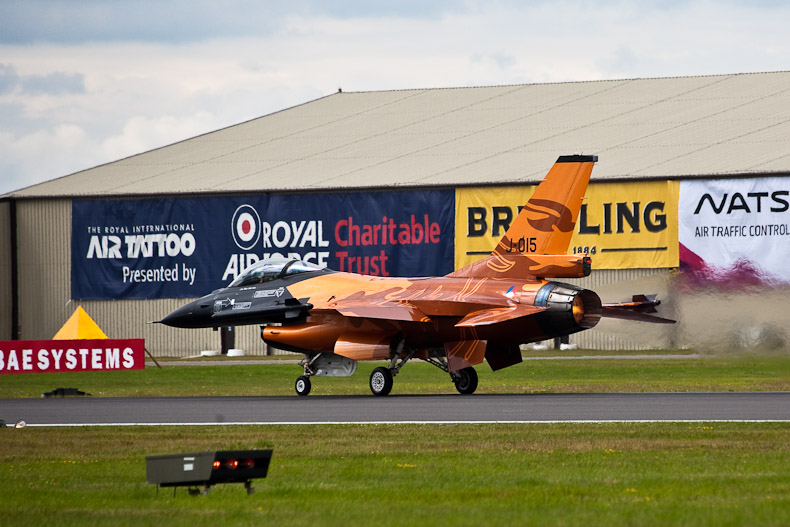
[455,181,679,270]
[0,339,145,374]
[679,178,790,284]
[72,190,454,300]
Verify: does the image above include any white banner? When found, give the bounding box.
[679,178,790,283]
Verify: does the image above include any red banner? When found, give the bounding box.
[0,339,145,374]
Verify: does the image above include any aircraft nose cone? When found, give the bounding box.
[159,299,212,328]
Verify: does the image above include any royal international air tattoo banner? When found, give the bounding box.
[72,189,454,300]
[455,181,679,270]
[679,178,790,284]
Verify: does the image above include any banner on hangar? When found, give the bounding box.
[455,180,679,270]
[71,189,455,300]
[679,177,790,284]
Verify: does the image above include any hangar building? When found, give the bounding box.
[2,71,790,356]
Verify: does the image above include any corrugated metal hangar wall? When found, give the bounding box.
[4,72,790,355]
[0,201,12,341]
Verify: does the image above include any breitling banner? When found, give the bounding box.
[679,177,790,283]
[455,180,679,270]
[72,189,454,300]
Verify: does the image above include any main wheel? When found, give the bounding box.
[369,367,393,396]
[295,375,311,396]
[453,367,478,395]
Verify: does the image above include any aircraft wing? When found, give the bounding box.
[333,300,431,322]
[330,298,542,327]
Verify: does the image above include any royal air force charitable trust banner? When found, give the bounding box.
[455,181,680,270]
[679,178,790,283]
[72,190,455,300]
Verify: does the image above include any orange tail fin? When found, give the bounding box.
[494,154,597,256]
[450,154,597,279]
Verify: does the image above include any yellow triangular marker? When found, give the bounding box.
[53,306,108,340]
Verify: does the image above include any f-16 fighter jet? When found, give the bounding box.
[159,155,674,396]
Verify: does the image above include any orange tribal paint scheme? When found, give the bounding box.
[160,155,674,396]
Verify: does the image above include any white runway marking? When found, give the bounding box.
[23,419,790,427]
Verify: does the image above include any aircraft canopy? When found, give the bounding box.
[229,258,324,287]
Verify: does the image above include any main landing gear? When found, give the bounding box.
[366,353,479,397]
[369,367,393,396]
[293,351,480,396]
[452,367,478,395]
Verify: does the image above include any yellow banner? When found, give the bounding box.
[455,180,679,270]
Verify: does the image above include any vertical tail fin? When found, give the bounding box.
[450,154,597,279]
[494,154,597,257]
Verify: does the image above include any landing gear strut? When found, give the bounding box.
[367,346,414,396]
[425,355,479,395]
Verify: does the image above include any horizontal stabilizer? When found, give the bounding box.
[601,293,675,324]
[603,294,660,313]
[601,307,675,324]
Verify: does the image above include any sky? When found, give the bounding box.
[2,0,790,195]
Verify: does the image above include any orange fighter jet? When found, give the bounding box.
[160,154,674,396]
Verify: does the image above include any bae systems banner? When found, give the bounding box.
[455,181,679,270]
[679,178,790,284]
[0,339,145,374]
[72,190,454,300]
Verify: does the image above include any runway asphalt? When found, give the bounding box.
[2,392,788,426]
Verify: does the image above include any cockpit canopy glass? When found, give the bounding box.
[228,258,324,287]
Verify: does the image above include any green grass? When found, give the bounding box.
[1,423,788,527]
[2,353,788,525]
[1,354,789,398]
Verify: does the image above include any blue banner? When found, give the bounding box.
[72,189,455,300]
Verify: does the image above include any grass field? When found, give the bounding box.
[1,352,788,526]
[1,423,788,527]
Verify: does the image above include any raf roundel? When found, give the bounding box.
[231,204,261,251]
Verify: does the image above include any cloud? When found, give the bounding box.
[22,71,85,95]
[0,123,95,193]
[0,63,85,95]
[0,64,20,94]
[0,0,465,45]
[2,1,790,194]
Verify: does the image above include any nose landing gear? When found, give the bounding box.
[295,375,311,396]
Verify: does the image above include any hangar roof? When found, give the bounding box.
[9,71,790,198]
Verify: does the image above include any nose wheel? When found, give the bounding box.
[295,375,311,396]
